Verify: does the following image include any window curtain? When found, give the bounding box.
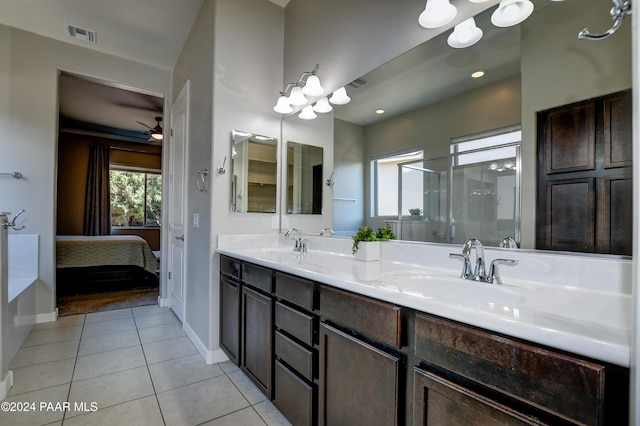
[83,144,111,235]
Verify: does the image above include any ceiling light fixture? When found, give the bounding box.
[418,0,457,29]
[491,0,534,28]
[471,70,486,78]
[375,109,385,115]
[447,17,483,48]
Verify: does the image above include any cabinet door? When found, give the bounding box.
[319,322,400,426]
[413,367,542,426]
[241,285,273,398]
[220,275,240,364]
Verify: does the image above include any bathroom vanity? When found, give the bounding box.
[217,235,630,425]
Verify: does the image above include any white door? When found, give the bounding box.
[168,81,189,322]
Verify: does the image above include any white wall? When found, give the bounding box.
[172,0,284,359]
[0,24,171,316]
[333,119,365,235]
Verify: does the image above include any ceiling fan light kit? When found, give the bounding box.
[137,116,163,141]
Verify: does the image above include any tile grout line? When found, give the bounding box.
[133,307,168,426]
[61,312,87,424]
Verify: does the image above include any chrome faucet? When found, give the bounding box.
[285,228,307,253]
[462,238,486,280]
[2,209,26,231]
[450,238,517,284]
[499,236,518,249]
[320,228,335,236]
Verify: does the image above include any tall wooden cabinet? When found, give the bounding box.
[536,90,632,255]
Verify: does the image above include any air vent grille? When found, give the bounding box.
[65,24,97,44]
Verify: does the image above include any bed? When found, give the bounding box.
[56,235,159,295]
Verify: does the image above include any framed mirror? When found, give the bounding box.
[230,130,278,213]
[287,142,324,214]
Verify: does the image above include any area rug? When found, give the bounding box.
[57,287,159,316]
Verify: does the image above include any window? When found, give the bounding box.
[450,127,521,246]
[110,169,162,227]
[371,149,423,217]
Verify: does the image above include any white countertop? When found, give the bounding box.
[217,235,631,367]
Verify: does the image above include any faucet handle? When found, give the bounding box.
[487,258,518,284]
[449,253,471,279]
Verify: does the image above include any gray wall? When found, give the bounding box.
[333,119,365,235]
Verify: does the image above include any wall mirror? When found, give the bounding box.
[329,0,631,251]
[230,130,278,213]
[286,142,324,214]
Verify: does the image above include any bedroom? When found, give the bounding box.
[55,72,163,310]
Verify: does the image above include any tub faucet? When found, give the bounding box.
[2,209,26,231]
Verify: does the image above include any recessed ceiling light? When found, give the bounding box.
[471,70,485,79]
[375,109,385,114]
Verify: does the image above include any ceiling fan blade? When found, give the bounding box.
[136,120,153,130]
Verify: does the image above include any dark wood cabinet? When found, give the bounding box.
[318,322,401,426]
[414,313,628,426]
[413,367,542,426]
[241,285,273,398]
[219,275,240,364]
[537,89,632,255]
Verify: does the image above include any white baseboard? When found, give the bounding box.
[158,297,170,307]
[182,321,229,365]
[0,370,13,400]
[36,309,58,324]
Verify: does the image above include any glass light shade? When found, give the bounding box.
[491,0,534,27]
[447,18,483,48]
[151,132,163,140]
[288,86,307,106]
[302,74,324,97]
[299,105,317,120]
[313,97,333,113]
[329,87,351,105]
[273,95,293,114]
[418,0,457,29]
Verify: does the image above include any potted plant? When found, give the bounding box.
[352,226,397,261]
[352,226,379,261]
[408,207,423,218]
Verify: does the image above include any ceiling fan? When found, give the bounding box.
[137,116,163,140]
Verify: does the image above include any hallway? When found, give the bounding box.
[1,306,291,425]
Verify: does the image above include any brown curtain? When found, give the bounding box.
[83,144,111,235]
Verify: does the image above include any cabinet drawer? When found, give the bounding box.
[320,285,402,348]
[275,330,314,381]
[275,301,315,346]
[274,360,314,426]
[242,262,273,293]
[275,271,315,311]
[413,367,542,425]
[414,313,606,426]
[220,255,241,280]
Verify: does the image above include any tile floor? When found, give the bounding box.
[1,305,292,426]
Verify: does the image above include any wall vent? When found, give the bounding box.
[65,24,97,44]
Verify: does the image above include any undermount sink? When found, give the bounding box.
[377,272,527,308]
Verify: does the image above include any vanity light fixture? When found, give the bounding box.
[299,105,317,120]
[329,87,351,105]
[491,0,534,28]
[313,97,333,113]
[418,0,457,29]
[447,17,483,48]
[302,74,324,97]
[471,70,486,78]
[288,86,308,106]
[273,95,293,114]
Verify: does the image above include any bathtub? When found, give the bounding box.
[5,234,39,383]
